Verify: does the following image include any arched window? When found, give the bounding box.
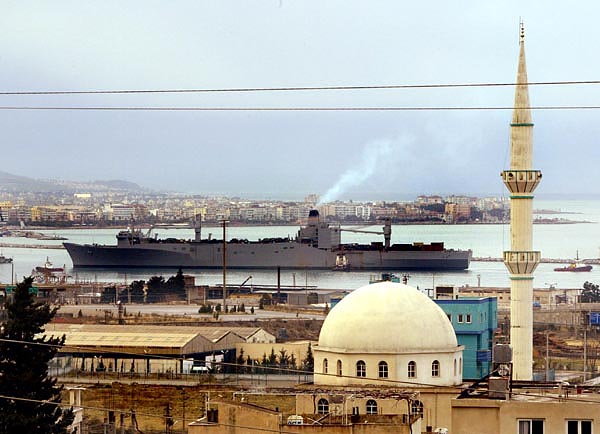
[432,360,440,377]
[408,361,416,378]
[336,360,342,376]
[356,360,366,377]
[378,361,388,378]
[323,358,328,374]
[366,399,378,415]
[454,359,457,376]
[411,400,424,416]
[317,398,329,414]
[459,357,462,375]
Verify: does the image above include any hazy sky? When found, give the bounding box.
[2,1,600,200]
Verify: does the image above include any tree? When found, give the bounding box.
[0,277,73,433]
[302,342,314,372]
[278,349,290,369]
[198,304,212,314]
[146,275,166,303]
[581,281,600,303]
[236,348,245,374]
[100,285,117,304]
[166,267,186,300]
[129,280,146,303]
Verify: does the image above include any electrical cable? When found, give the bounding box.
[1,79,600,95]
[0,105,599,111]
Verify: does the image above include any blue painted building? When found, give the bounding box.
[435,297,498,380]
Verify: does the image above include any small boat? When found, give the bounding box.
[0,254,12,264]
[554,251,593,272]
[35,257,64,273]
[554,262,593,272]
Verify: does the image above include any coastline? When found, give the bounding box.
[0,218,595,232]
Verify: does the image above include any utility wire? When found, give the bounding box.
[1,79,600,95]
[0,394,168,422]
[0,105,600,111]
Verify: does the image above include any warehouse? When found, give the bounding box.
[45,324,274,374]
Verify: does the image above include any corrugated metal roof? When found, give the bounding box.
[46,324,205,349]
[227,327,262,339]
[43,324,267,354]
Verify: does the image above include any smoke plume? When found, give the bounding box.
[318,139,393,204]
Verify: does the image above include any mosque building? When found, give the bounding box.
[313,281,464,388]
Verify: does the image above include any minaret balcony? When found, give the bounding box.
[501,170,542,194]
[503,250,541,274]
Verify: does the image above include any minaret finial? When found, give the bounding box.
[520,19,525,42]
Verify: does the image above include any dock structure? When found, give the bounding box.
[501,23,543,381]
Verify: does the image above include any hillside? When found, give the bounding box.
[0,170,146,193]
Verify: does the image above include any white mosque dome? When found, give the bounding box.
[318,281,458,353]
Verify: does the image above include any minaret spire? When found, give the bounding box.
[513,22,532,129]
[501,22,542,381]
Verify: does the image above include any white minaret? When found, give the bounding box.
[501,23,542,381]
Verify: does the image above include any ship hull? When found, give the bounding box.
[63,241,471,271]
[553,265,592,272]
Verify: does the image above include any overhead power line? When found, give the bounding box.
[0,105,599,111]
[1,80,600,95]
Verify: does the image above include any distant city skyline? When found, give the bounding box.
[2,169,597,202]
[2,2,600,199]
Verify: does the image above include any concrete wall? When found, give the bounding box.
[188,401,413,434]
[313,349,463,387]
[452,397,600,434]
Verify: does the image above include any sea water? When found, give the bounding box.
[0,199,599,291]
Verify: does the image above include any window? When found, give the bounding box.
[411,400,423,416]
[458,314,464,323]
[356,360,366,377]
[378,361,388,378]
[466,314,472,323]
[567,420,592,434]
[336,360,342,376]
[366,399,378,415]
[447,313,452,322]
[408,361,416,378]
[317,398,329,414]
[518,419,544,434]
[454,359,457,376]
[432,360,440,377]
[323,358,328,374]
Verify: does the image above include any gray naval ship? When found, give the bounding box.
[64,210,471,270]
